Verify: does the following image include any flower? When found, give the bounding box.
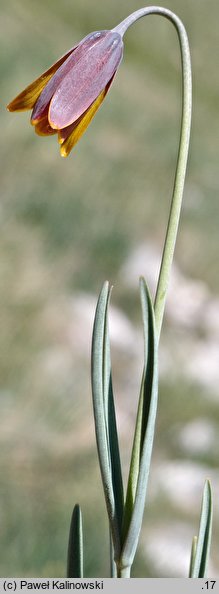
[7,30,123,157]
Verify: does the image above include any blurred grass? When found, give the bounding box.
[1,0,219,577]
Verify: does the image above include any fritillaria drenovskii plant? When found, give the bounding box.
[8,6,213,579]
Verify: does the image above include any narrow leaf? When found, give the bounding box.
[191,480,213,578]
[91,281,122,559]
[67,504,83,578]
[103,292,124,537]
[121,277,158,569]
[189,536,197,578]
[122,277,152,536]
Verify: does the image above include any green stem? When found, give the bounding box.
[117,565,131,578]
[114,7,192,342]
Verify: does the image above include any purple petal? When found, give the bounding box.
[31,31,109,123]
[58,72,116,145]
[49,31,123,129]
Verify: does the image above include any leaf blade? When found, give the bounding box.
[189,536,197,578]
[102,288,124,537]
[91,281,122,560]
[67,504,83,578]
[121,277,158,569]
[191,480,213,578]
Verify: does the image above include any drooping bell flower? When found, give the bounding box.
[7,30,123,157]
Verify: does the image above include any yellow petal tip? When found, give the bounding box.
[60,146,68,158]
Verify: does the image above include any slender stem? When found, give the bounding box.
[113,7,192,342]
[117,565,131,578]
[110,529,117,577]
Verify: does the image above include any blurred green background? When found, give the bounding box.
[1,0,219,577]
